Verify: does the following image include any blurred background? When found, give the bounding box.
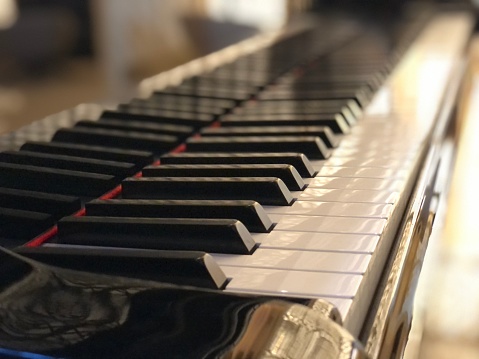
[1,1,479,358]
[0,0,314,134]
[0,0,451,134]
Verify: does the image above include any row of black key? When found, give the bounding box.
[4,21,418,292]
[44,34,386,289]
[0,26,333,242]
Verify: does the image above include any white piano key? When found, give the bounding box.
[221,266,363,298]
[222,271,354,319]
[347,127,423,137]
[218,264,242,277]
[340,135,420,145]
[302,178,314,186]
[215,248,370,273]
[308,177,404,191]
[312,160,412,175]
[330,147,417,158]
[316,166,407,179]
[290,190,302,199]
[341,131,423,144]
[337,139,420,150]
[299,188,399,203]
[264,201,393,218]
[350,122,418,129]
[270,215,387,235]
[317,157,412,168]
[345,123,420,132]
[254,231,379,253]
[344,135,423,145]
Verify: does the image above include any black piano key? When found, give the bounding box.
[240,99,362,118]
[15,246,228,289]
[0,187,81,220]
[142,164,306,191]
[0,162,118,197]
[257,88,370,107]
[160,152,316,178]
[216,66,281,74]
[241,98,357,109]
[149,93,237,109]
[21,141,154,168]
[0,207,54,240]
[85,199,274,233]
[122,177,294,206]
[0,150,138,178]
[57,216,256,255]
[221,114,350,134]
[233,107,357,126]
[51,127,179,154]
[304,68,384,78]
[121,101,225,116]
[186,136,330,160]
[180,77,262,91]
[271,80,378,92]
[156,87,251,102]
[293,88,372,102]
[200,125,339,148]
[196,71,273,85]
[280,73,382,86]
[101,110,215,128]
[273,76,376,86]
[75,119,194,139]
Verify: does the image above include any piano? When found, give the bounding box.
[0,2,474,358]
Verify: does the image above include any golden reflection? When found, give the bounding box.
[410,37,479,358]
[443,77,479,254]
[423,73,479,340]
[225,301,367,359]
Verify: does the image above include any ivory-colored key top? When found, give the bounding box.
[308,177,404,191]
[330,147,417,158]
[318,157,412,168]
[299,188,399,203]
[264,201,393,218]
[254,231,380,253]
[315,166,408,179]
[215,249,370,273]
[270,215,387,235]
[221,266,363,298]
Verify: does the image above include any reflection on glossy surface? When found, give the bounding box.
[0,247,366,358]
[0,248,253,358]
[225,302,366,359]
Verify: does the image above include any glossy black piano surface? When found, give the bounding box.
[0,247,363,359]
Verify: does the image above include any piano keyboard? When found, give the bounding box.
[0,8,474,358]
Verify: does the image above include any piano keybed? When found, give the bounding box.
[0,8,474,359]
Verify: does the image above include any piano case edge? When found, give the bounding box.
[361,41,469,359]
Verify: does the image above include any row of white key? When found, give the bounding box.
[211,116,425,325]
